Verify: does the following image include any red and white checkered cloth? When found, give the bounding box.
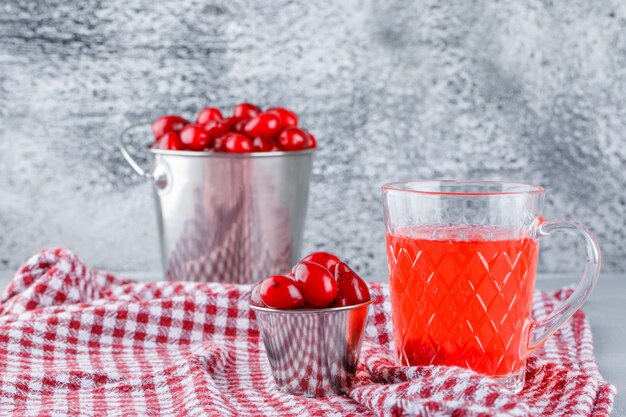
[0,248,615,416]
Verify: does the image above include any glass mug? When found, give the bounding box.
[381,180,600,392]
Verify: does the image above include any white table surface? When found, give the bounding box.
[0,271,623,416]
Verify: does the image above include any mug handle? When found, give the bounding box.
[527,219,601,351]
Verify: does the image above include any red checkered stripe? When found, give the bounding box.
[0,249,615,417]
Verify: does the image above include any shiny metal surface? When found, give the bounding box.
[120,125,314,283]
[250,299,374,397]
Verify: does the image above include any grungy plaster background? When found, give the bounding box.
[1,0,625,280]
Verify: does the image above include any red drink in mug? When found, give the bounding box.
[382,181,600,392]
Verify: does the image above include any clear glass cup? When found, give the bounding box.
[381,180,601,392]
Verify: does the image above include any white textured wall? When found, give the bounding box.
[1,0,625,280]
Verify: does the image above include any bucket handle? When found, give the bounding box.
[119,124,154,181]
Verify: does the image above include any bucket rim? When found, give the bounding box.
[149,146,317,158]
[249,297,376,314]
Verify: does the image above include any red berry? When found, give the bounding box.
[213,135,226,152]
[179,124,211,151]
[250,281,265,307]
[222,116,239,131]
[306,132,317,149]
[332,262,370,307]
[252,137,275,152]
[278,127,310,151]
[266,107,298,129]
[152,131,183,151]
[202,119,230,144]
[243,113,281,141]
[234,118,250,133]
[195,107,223,125]
[152,115,189,139]
[232,103,261,121]
[300,252,341,273]
[293,261,338,308]
[216,133,253,153]
[259,275,305,309]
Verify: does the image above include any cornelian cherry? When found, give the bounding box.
[213,135,226,152]
[278,127,309,151]
[222,116,239,132]
[202,119,230,143]
[234,118,250,133]
[179,124,211,151]
[152,115,189,139]
[300,252,340,273]
[259,275,305,309]
[218,133,253,153]
[196,107,223,125]
[332,262,370,307]
[252,137,275,152]
[266,107,298,129]
[152,131,183,150]
[306,132,317,149]
[250,282,264,307]
[152,105,315,153]
[243,113,281,140]
[293,261,338,308]
[232,103,261,121]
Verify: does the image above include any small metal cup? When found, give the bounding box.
[250,298,374,397]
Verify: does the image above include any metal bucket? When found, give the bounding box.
[120,125,315,284]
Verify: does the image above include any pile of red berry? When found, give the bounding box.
[250,252,371,309]
[151,103,316,153]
